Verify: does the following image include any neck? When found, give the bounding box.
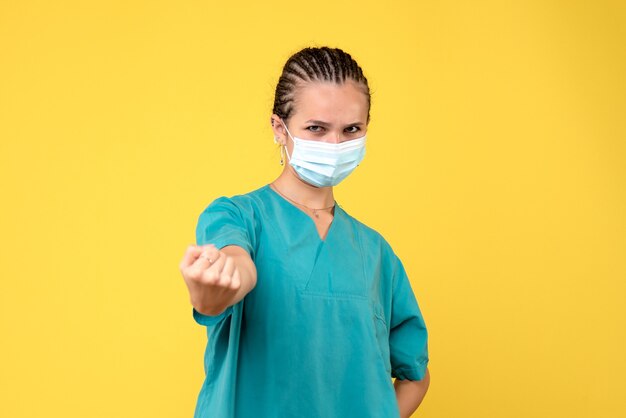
[271,166,335,209]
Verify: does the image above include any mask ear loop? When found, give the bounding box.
[280,120,294,163]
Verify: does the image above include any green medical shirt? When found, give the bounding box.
[192,184,429,418]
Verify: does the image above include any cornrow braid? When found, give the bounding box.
[272,47,371,122]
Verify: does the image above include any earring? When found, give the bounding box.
[273,136,279,144]
[280,145,285,166]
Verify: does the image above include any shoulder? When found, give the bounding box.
[195,185,270,240]
[195,186,268,253]
[199,185,268,218]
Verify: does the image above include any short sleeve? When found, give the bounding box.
[195,196,254,255]
[193,305,234,326]
[389,256,429,381]
[191,196,253,326]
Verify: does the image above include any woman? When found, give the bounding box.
[180,46,430,418]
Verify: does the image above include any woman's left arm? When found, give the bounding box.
[394,367,430,418]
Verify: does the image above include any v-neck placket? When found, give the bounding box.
[265,184,339,243]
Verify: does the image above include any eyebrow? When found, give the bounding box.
[304,120,365,126]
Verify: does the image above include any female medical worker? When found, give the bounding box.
[179,47,430,418]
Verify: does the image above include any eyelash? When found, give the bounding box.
[306,126,361,133]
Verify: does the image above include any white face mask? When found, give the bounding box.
[281,121,366,188]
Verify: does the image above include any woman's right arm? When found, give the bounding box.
[179,243,257,316]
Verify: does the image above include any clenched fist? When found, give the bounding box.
[180,244,255,316]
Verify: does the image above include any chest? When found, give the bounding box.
[250,212,370,301]
[310,212,334,241]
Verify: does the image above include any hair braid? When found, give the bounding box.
[272,47,370,122]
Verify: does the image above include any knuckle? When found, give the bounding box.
[193,266,208,278]
[206,270,219,282]
[187,269,201,282]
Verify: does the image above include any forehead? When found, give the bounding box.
[292,81,368,123]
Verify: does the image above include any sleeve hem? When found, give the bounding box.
[200,234,253,257]
[392,360,429,381]
[192,305,233,326]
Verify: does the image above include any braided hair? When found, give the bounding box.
[272,47,371,123]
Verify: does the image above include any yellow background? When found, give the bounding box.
[1,1,625,417]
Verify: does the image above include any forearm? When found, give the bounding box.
[394,367,430,418]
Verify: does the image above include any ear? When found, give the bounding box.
[270,114,287,145]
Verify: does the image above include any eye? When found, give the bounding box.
[306,125,324,133]
[344,126,361,134]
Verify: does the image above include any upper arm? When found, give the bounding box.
[195,196,256,257]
